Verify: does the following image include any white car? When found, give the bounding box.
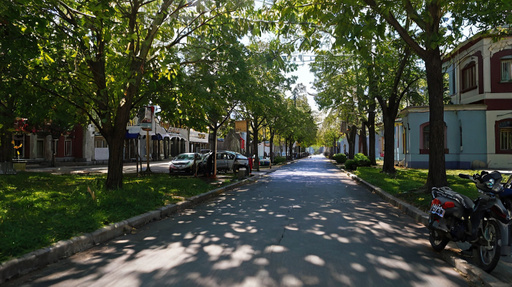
[169,153,202,174]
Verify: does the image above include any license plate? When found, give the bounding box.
[430,204,445,217]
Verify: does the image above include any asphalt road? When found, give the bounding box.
[7,156,470,286]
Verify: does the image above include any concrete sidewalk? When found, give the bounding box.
[346,170,512,287]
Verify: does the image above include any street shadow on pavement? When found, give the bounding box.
[5,157,467,287]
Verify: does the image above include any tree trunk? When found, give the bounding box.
[360,121,368,156]
[347,125,357,158]
[382,115,396,174]
[213,127,218,177]
[367,103,377,165]
[288,138,293,160]
[252,124,260,171]
[0,100,15,162]
[104,100,132,190]
[245,120,250,156]
[425,50,448,189]
[269,127,274,168]
[0,127,13,162]
[105,128,126,189]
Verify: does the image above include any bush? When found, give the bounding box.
[345,159,358,170]
[333,153,347,164]
[273,156,286,165]
[354,153,371,167]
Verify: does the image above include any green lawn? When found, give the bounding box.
[352,166,484,211]
[0,172,228,263]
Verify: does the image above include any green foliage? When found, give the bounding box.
[19,0,255,189]
[273,156,286,165]
[344,159,357,170]
[344,153,370,170]
[354,153,371,167]
[333,153,347,164]
[0,172,216,263]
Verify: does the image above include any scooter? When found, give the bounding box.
[428,171,510,272]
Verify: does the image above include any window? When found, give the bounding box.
[462,62,477,91]
[36,140,44,158]
[65,140,72,156]
[95,137,107,148]
[402,129,407,154]
[422,124,430,150]
[501,57,512,82]
[496,119,512,154]
[420,122,448,154]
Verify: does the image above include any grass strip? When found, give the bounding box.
[352,166,484,211]
[0,172,226,263]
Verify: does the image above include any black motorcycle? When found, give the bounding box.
[428,171,510,272]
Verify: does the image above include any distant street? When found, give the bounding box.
[8,155,469,286]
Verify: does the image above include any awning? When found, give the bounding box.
[151,134,163,140]
[168,133,184,140]
[125,131,139,139]
[126,126,142,139]
[126,124,186,141]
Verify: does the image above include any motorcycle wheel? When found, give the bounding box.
[429,228,449,252]
[473,218,501,273]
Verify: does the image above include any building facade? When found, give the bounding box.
[397,33,512,169]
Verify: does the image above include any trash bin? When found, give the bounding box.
[238,167,246,180]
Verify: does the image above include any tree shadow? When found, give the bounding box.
[5,157,468,286]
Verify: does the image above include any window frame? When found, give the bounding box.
[501,57,512,83]
[65,139,73,157]
[419,122,449,154]
[461,61,477,92]
[495,119,512,154]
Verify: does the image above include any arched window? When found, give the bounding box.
[496,119,512,154]
[420,122,448,154]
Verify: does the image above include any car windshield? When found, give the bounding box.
[236,153,247,159]
[175,154,194,160]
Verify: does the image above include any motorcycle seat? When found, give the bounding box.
[432,186,475,210]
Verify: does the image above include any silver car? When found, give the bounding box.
[202,151,249,173]
[169,153,202,174]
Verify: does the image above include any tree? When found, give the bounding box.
[318,111,341,157]
[29,0,251,189]
[0,1,40,162]
[169,24,252,176]
[357,0,507,188]
[371,40,426,174]
[240,38,293,169]
[311,51,368,159]
[269,0,510,188]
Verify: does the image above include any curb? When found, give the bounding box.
[343,168,507,287]
[0,165,283,284]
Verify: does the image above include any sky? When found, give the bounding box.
[287,62,319,112]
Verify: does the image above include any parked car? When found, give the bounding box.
[169,153,202,174]
[231,151,249,173]
[258,156,270,166]
[201,151,249,173]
